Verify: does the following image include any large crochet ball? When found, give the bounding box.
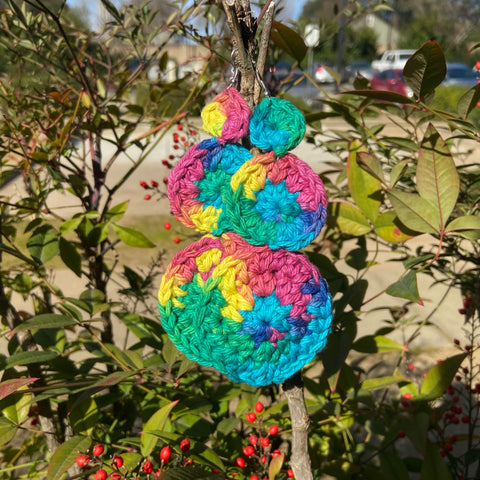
[158,232,332,386]
[223,151,328,250]
[201,87,251,143]
[167,138,252,234]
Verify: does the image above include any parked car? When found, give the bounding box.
[371,49,416,71]
[344,60,375,81]
[443,63,479,87]
[370,69,414,98]
[314,63,335,84]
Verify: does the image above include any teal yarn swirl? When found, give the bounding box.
[249,97,306,155]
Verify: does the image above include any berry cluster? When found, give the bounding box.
[230,402,294,479]
[75,439,191,479]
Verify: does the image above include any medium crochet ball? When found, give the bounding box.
[201,87,251,143]
[223,151,328,250]
[158,232,332,386]
[249,97,306,155]
[167,138,252,234]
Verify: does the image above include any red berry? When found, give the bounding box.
[251,476,260,480]
[261,455,266,464]
[403,393,412,400]
[180,438,190,453]
[140,180,148,189]
[397,430,406,438]
[268,424,278,436]
[164,222,171,229]
[287,469,295,478]
[260,437,270,447]
[450,434,457,443]
[151,180,159,187]
[462,416,470,423]
[180,136,186,141]
[177,124,183,131]
[459,308,467,314]
[476,61,480,70]
[454,339,460,345]
[184,458,193,466]
[173,144,179,150]
[249,434,258,445]
[190,129,197,135]
[111,474,122,480]
[272,449,282,458]
[235,457,246,468]
[169,155,175,160]
[143,460,154,474]
[445,442,453,451]
[452,416,459,424]
[144,194,151,200]
[112,455,123,468]
[254,402,264,413]
[93,444,104,456]
[243,446,255,456]
[440,449,446,457]
[96,469,107,480]
[160,446,171,463]
[75,455,90,467]
[173,237,181,244]
[246,412,256,423]
[163,177,168,184]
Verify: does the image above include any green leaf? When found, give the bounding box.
[68,397,99,434]
[445,215,480,239]
[105,201,129,223]
[6,351,58,368]
[457,84,480,119]
[0,417,17,447]
[374,211,416,242]
[11,314,77,334]
[47,436,91,480]
[344,89,415,104]
[403,40,446,102]
[268,451,285,479]
[160,467,224,480]
[329,202,371,236]
[421,442,453,480]
[27,225,59,264]
[357,151,385,182]
[59,237,82,277]
[360,375,408,392]
[60,216,83,235]
[0,378,38,401]
[347,140,382,223]
[112,224,155,248]
[353,335,406,354]
[420,353,467,401]
[141,400,179,457]
[417,124,459,226]
[380,452,410,480]
[386,190,440,234]
[386,270,421,302]
[270,21,307,64]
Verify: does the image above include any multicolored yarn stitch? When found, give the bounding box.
[249,97,306,155]
[158,233,332,386]
[201,87,251,143]
[158,89,332,386]
[167,138,252,234]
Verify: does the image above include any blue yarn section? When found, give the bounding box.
[253,180,301,222]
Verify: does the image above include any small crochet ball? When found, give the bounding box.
[158,232,332,386]
[222,151,328,250]
[249,97,306,156]
[201,87,251,143]
[167,138,252,234]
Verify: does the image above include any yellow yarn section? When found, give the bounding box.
[158,274,188,307]
[190,205,220,232]
[196,248,222,272]
[201,102,226,137]
[230,163,266,200]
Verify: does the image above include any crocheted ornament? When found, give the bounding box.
[222,151,328,250]
[158,232,332,386]
[201,87,251,143]
[249,97,306,155]
[167,137,252,234]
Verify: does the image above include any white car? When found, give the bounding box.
[315,64,335,84]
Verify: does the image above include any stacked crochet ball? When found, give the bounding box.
[158,88,332,386]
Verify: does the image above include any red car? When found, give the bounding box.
[370,69,413,98]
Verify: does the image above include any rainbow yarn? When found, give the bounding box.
[158,89,333,386]
[201,87,251,143]
[167,138,252,234]
[158,233,332,386]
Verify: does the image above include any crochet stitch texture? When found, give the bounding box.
[158,88,333,386]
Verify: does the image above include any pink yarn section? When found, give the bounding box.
[167,143,206,227]
[214,88,251,143]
